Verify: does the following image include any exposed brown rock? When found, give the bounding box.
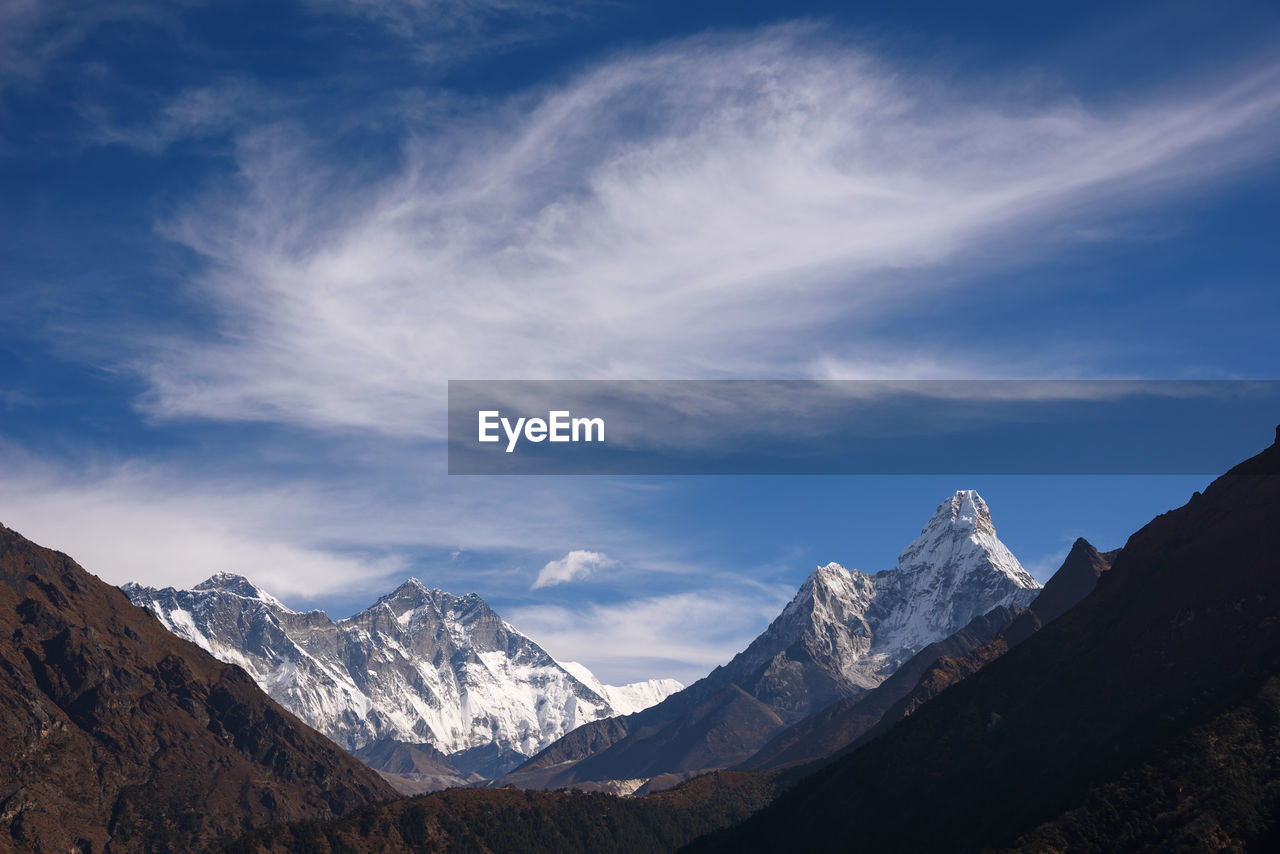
[0,523,395,853]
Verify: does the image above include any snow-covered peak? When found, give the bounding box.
[372,578,441,613]
[897,490,1036,589]
[803,561,852,587]
[786,563,876,632]
[708,490,1040,713]
[604,678,686,716]
[869,490,1038,655]
[795,562,873,605]
[386,577,432,598]
[192,572,291,611]
[921,489,996,537]
[557,660,599,687]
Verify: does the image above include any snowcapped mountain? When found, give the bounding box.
[869,490,1038,654]
[707,489,1039,718]
[123,575,682,775]
[499,489,1039,788]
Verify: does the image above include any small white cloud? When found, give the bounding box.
[532,549,618,590]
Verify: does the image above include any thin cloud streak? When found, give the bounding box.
[83,78,282,154]
[305,0,588,67]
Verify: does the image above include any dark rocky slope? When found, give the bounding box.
[0,523,395,853]
[738,603,1021,770]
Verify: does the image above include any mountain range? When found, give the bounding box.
[498,489,1040,790]
[124,575,682,781]
[740,536,1118,771]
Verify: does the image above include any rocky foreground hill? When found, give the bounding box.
[0,524,395,853]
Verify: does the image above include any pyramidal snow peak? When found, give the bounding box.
[124,576,683,774]
[737,490,1039,707]
[871,489,1039,654]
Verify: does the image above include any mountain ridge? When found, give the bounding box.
[125,572,682,780]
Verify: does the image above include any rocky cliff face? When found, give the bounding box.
[125,575,681,776]
[0,523,395,854]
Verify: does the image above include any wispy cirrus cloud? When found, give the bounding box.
[0,1,151,91]
[130,26,1280,438]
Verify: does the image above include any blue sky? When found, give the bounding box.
[1,0,1278,685]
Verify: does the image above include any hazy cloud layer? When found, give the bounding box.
[0,448,719,604]
[0,456,405,599]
